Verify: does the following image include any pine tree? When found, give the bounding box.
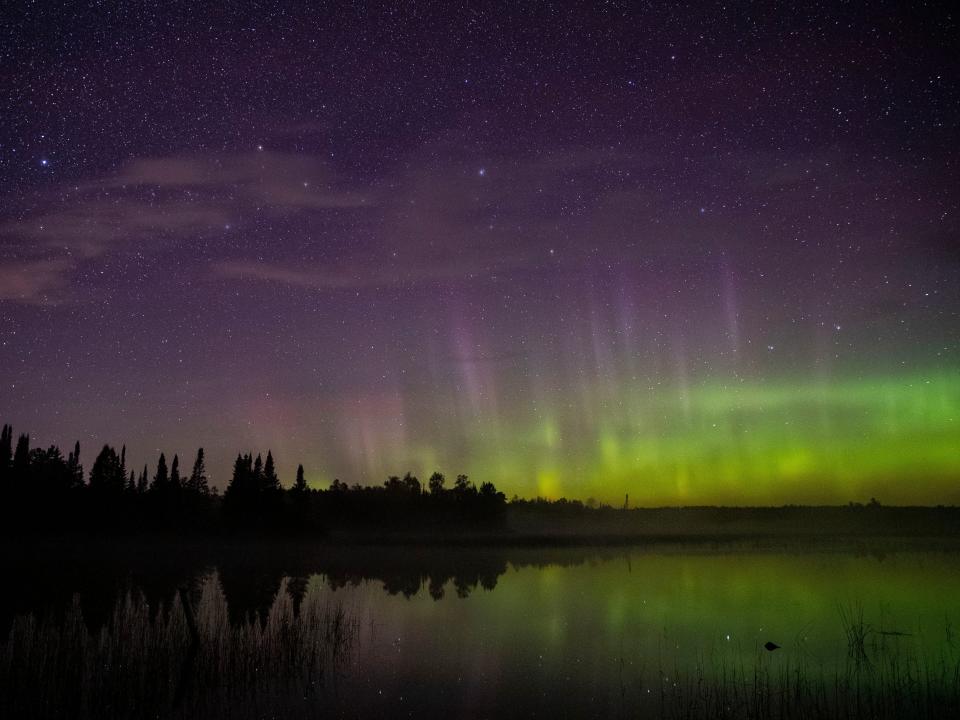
[290,463,310,531]
[90,445,124,493]
[152,453,169,492]
[12,433,30,483]
[263,451,280,491]
[231,454,246,488]
[137,465,148,494]
[188,448,209,495]
[170,454,181,490]
[224,453,249,503]
[252,453,263,488]
[293,464,307,493]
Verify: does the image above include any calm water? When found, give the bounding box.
[2,540,959,718]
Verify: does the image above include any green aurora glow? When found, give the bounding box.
[340,372,960,506]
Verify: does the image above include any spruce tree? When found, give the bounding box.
[170,454,181,490]
[224,453,248,504]
[90,445,123,493]
[294,464,307,493]
[12,434,30,483]
[188,448,209,495]
[263,451,280,491]
[252,453,263,488]
[152,453,169,492]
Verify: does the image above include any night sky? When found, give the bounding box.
[2,2,958,505]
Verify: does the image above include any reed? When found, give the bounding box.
[3,578,959,719]
[0,573,359,719]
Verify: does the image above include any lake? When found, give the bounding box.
[2,539,959,718]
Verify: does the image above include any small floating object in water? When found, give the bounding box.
[764,641,781,651]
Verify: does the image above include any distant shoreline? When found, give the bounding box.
[4,505,960,546]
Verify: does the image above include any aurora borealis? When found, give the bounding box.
[1,2,958,505]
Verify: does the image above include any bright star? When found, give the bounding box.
[478,168,486,177]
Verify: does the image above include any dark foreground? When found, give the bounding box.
[2,536,960,719]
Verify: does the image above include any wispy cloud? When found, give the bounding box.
[0,151,369,303]
[212,250,527,290]
[5,201,234,257]
[0,257,74,305]
[90,152,369,210]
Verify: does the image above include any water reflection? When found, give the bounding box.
[0,541,519,636]
[2,539,960,719]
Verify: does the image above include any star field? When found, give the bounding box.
[1,2,958,503]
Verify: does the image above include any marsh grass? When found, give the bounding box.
[0,573,359,719]
[2,576,959,719]
[643,611,960,720]
[838,600,872,665]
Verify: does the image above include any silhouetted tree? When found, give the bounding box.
[262,451,279,491]
[187,448,208,495]
[0,424,12,485]
[288,464,311,532]
[29,445,70,495]
[66,441,83,489]
[89,445,125,494]
[0,419,521,536]
[428,471,445,496]
[223,450,283,529]
[170,454,181,491]
[402,472,421,495]
[479,481,500,499]
[293,464,307,493]
[12,433,30,484]
[151,453,169,493]
[454,473,475,499]
[252,453,263,484]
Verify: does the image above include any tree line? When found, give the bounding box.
[0,423,506,535]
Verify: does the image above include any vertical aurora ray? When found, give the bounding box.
[328,371,959,506]
[2,3,957,507]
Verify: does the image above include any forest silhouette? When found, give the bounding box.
[2,422,959,540]
[0,422,508,536]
